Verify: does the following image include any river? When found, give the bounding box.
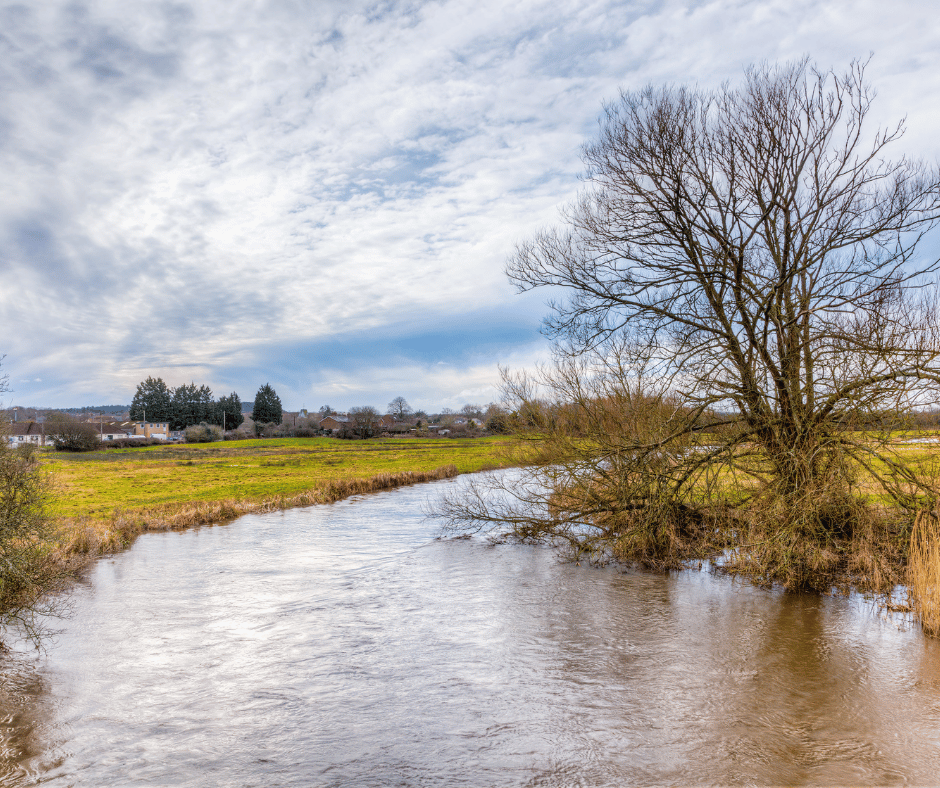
[1,471,939,786]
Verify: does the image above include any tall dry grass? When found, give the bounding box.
[52,465,460,566]
[910,510,940,637]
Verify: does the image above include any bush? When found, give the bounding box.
[486,412,513,434]
[248,422,279,438]
[100,437,164,450]
[46,417,100,452]
[185,423,223,443]
[0,443,70,644]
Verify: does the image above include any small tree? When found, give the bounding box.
[0,442,71,644]
[484,402,511,434]
[0,360,70,645]
[45,414,100,452]
[388,397,413,421]
[217,392,244,431]
[251,384,283,432]
[349,405,380,438]
[185,423,223,443]
[460,404,484,420]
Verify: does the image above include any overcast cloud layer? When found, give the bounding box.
[2,0,939,411]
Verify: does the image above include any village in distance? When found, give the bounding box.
[3,377,510,451]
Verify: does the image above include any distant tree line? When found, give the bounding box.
[60,405,129,414]
[126,381,512,441]
[130,377,245,431]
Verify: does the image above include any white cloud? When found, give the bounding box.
[2,0,939,406]
[283,335,554,413]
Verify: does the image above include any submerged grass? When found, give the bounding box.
[910,511,940,637]
[431,426,940,637]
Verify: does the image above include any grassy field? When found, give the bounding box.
[45,436,513,519]
[40,436,518,560]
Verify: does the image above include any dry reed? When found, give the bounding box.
[51,465,460,566]
[910,510,940,637]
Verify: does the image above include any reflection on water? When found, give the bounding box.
[1,471,939,786]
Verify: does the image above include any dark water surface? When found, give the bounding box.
[2,472,940,786]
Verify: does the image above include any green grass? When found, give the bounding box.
[43,437,515,520]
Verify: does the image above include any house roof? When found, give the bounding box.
[7,421,43,436]
[98,423,132,434]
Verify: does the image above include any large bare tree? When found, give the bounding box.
[349,405,380,438]
[388,397,413,421]
[440,60,940,589]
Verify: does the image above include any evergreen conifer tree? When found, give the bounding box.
[217,392,245,430]
[251,384,282,428]
[130,377,173,422]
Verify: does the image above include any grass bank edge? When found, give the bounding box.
[52,465,473,561]
[46,436,522,564]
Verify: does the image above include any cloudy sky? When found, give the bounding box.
[2,0,939,411]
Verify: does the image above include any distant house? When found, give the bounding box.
[5,419,147,447]
[122,421,171,441]
[379,416,413,435]
[97,423,132,441]
[319,415,349,433]
[5,421,46,447]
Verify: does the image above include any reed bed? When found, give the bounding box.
[910,510,940,637]
[52,465,460,565]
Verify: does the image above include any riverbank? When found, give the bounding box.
[43,436,517,563]
[16,468,940,786]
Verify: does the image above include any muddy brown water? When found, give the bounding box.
[1,471,939,786]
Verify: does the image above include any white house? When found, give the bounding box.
[5,422,46,447]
